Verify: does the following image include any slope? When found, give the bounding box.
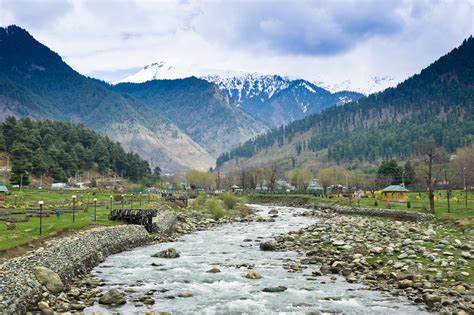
[114,78,269,156]
[0,25,214,173]
[217,37,474,171]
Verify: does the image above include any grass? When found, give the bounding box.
[0,188,167,252]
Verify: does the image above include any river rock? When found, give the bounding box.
[178,291,193,298]
[245,270,262,279]
[99,288,126,305]
[33,266,64,294]
[37,301,53,315]
[260,241,277,251]
[207,267,221,273]
[398,279,414,288]
[262,286,287,293]
[423,293,442,305]
[152,248,180,258]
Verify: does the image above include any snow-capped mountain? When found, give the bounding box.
[119,61,365,127]
[316,76,397,95]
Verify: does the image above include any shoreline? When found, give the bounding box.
[0,210,263,314]
[269,207,472,314]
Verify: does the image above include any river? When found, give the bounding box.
[85,204,428,314]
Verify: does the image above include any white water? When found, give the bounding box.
[85,205,428,314]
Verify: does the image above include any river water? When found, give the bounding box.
[85,205,428,314]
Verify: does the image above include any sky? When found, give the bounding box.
[0,0,472,92]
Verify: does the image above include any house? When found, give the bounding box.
[255,180,269,192]
[276,180,296,192]
[0,184,8,202]
[382,185,409,202]
[307,179,324,194]
[231,185,243,194]
[51,182,67,189]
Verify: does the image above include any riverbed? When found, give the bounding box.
[85,204,427,314]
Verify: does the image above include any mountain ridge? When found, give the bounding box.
[119,63,365,127]
[0,25,214,174]
[217,36,474,172]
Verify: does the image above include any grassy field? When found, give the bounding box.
[318,190,473,221]
[0,189,164,252]
[249,190,473,222]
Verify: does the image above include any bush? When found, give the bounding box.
[406,200,411,208]
[374,200,378,207]
[191,193,208,208]
[206,199,225,219]
[219,192,239,210]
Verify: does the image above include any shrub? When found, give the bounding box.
[206,199,225,219]
[406,201,411,208]
[374,200,378,207]
[191,193,208,208]
[219,192,239,210]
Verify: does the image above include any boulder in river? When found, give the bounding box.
[245,270,262,279]
[178,291,193,298]
[259,241,277,251]
[152,248,180,258]
[99,288,126,305]
[262,286,287,293]
[207,267,221,273]
[33,266,64,294]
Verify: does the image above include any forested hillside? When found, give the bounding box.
[1,117,150,184]
[217,37,473,169]
[0,25,214,173]
[114,78,268,156]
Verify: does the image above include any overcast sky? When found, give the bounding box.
[0,0,472,91]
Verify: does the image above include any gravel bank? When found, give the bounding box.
[273,209,473,314]
[0,225,152,314]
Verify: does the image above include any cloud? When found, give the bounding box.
[0,0,73,28]
[192,0,406,56]
[0,0,472,93]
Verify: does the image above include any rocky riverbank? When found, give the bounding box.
[1,209,264,314]
[247,194,434,221]
[0,224,151,314]
[272,208,473,314]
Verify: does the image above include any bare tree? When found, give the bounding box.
[417,142,448,214]
[268,164,278,192]
[452,145,473,209]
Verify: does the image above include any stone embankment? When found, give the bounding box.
[0,225,151,314]
[248,194,434,221]
[272,209,473,314]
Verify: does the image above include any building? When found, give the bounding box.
[382,185,409,202]
[231,185,243,194]
[276,180,296,192]
[51,182,67,189]
[0,184,8,202]
[307,179,324,194]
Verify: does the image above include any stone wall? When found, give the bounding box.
[0,225,151,314]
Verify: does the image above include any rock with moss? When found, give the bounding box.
[33,266,64,294]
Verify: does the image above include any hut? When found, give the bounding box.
[381,185,409,202]
[231,185,243,194]
[0,184,8,202]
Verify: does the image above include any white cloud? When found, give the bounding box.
[0,0,472,91]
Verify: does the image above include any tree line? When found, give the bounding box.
[1,117,153,185]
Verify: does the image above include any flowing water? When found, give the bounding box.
[85,205,428,314]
